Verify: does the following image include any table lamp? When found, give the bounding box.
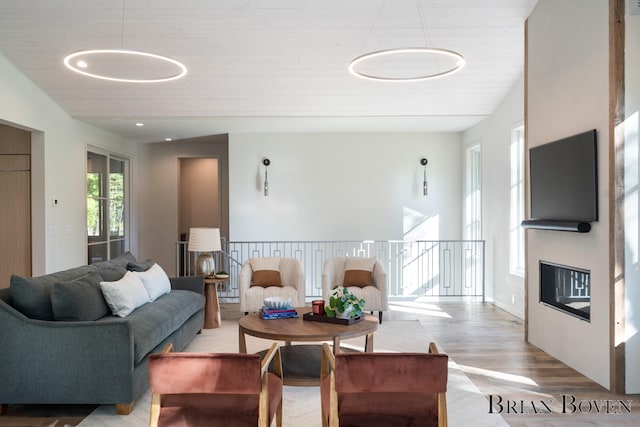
[187,227,221,277]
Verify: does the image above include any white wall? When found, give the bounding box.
[526,0,610,388]
[228,133,462,242]
[624,5,640,393]
[464,76,525,318]
[0,53,132,275]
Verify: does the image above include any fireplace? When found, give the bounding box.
[539,261,590,321]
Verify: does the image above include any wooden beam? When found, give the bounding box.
[609,0,625,395]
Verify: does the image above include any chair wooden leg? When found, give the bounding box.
[378,311,383,323]
[115,402,134,415]
[276,399,283,427]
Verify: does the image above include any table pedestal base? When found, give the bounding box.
[259,344,359,386]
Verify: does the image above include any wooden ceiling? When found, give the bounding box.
[0,0,538,142]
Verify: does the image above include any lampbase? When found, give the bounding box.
[195,252,216,278]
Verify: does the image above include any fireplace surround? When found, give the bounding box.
[539,261,590,322]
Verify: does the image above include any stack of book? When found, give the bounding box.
[260,307,298,320]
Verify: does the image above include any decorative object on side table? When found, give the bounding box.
[325,286,365,319]
[214,270,229,279]
[187,227,222,277]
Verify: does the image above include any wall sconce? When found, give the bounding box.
[421,158,428,196]
[263,158,270,196]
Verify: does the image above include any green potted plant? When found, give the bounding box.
[325,286,366,319]
[214,270,229,279]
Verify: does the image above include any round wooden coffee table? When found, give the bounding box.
[239,307,378,386]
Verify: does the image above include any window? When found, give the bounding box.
[87,149,129,264]
[510,126,525,276]
[464,143,482,240]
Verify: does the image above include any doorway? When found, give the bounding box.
[178,157,221,274]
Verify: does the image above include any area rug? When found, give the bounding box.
[79,319,507,427]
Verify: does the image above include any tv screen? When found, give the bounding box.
[529,130,598,223]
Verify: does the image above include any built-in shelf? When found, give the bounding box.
[521,220,591,233]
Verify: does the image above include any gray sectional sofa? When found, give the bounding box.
[0,252,205,415]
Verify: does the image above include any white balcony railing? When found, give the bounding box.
[176,240,485,302]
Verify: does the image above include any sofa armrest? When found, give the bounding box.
[170,276,205,295]
[0,298,136,403]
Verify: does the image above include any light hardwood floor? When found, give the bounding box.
[388,300,640,426]
[1,301,638,426]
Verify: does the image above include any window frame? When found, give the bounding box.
[509,125,526,277]
[86,146,130,264]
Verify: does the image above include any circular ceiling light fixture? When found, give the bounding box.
[63,49,187,83]
[348,47,465,82]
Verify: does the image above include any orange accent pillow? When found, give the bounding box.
[251,270,282,287]
[343,257,376,287]
[249,257,282,287]
[343,270,373,287]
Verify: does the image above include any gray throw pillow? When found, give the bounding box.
[97,266,127,282]
[127,259,155,272]
[10,265,100,320]
[51,272,110,321]
[10,274,55,320]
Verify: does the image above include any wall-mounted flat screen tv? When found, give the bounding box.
[529,129,598,223]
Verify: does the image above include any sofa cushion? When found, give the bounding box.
[51,272,110,321]
[132,263,171,301]
[9,265,97,320]
[128,290,205,365]
[100,271,150,317]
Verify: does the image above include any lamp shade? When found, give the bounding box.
[187,228,221,252]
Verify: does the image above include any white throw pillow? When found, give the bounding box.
[133,263,171,301]
[100,271,149,317]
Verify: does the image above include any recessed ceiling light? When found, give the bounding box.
[165,138,172,142]
[63,49,187,83]
[135,123,144,127]
[76,60,88,68]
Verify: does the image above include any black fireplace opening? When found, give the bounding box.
[540,261,590,322]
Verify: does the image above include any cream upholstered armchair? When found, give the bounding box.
[239,256,306,313]
[322,256,388,323]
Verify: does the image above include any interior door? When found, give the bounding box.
[0,125,31,287]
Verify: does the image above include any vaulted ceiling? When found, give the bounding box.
[0,0,538,143]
